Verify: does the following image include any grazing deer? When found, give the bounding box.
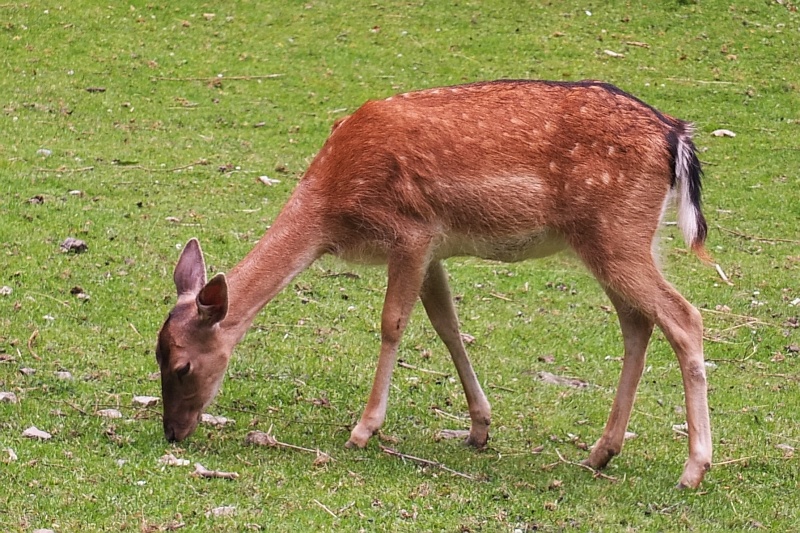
[156,80,712,488]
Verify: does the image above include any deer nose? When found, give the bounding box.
[164,424,177,443]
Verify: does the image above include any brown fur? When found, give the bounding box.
[157,80,711,488]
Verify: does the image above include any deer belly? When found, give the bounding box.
[438,228,567,263]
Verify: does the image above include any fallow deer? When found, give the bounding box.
[155,80,712,488]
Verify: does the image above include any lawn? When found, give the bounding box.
[1,0,799,531]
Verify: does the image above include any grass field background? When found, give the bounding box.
[1,1,799,531]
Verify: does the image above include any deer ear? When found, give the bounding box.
[174,238,207,296]
[197,273,228,324]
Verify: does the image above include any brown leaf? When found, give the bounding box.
[536,371,588,389]
[22,426,52,440]
[60,237,88,254]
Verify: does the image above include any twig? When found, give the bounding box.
[312,499,338,518]
[245,427,335,461]
[192,463,239,480]
[489,292,513,302]
[758,373,800,382]
[714,263,734,286]
[431,407,468,422]
[488,382,516,393]
[65,400,88,415]
[27,329,41,361]
[151,74,284,82]
[717,225,800,245]
[28,291,70,307]
[713,456,753,467]
[380,445,476,480]
[116,160,209,173]
[666,77,739,85]
[129,322,141,337]
[700,307,781,329]
[545,448,618,482]
[398,360,450,377]
[34,166,94,173]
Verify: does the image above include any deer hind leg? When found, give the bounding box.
[346,237,431,449]
[575,239,711,488]
[420,260,491,448]
[584,288,654,470]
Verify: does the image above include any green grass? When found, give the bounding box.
[1,0,799,530]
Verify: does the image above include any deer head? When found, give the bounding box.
[156,238,233,442]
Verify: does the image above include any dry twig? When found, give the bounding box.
[542,448,618,482]
[379,445,476,480]
[312,499,338,518]
[397,360,449,376]
[192,462,239,480]
[717,225,800,245]
[245,427,334,462]
[151,74,284,82]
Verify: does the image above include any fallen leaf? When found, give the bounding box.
[624,431,638,440]
[313,451,333,467]
[433,429,471,442]
[132,395,160,407]
[97,408,123,419]
[460,333,476,344]
[711,129,736,137]
[60,237,88,254]
[0,392,18,403]
[245,430,279,447]
[206,505,236,518]
[0,286,12,296]
[4,448,17,462]
[70,286,90,300]
[159,453,190,467]
[538,354,555,363]
[776,443,795,458]
[201,413,233,426]
[604,49,625,58]
[22,426,52,440]
[20,367,36,376]
[536,371,588,389]
[258,175,281,186]
[54,371,73,380]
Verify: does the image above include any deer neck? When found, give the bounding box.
[221,187,324,339]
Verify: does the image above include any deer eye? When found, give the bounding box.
[175,362,191,378]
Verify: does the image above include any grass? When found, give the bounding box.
[1,0,799,530]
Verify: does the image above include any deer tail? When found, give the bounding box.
[673,126,712,264]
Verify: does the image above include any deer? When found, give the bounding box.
[155,79,712,488]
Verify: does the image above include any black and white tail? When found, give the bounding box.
[673,126,710,262]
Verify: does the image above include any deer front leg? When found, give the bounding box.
[584,290,653,470]
[420,260,491,448]
[346,241,431,449]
